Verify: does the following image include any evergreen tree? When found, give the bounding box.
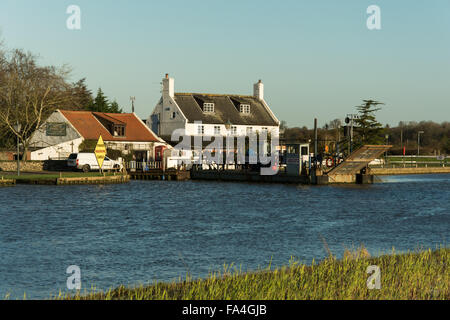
[90,88,110,112]
[72,78,93,110]
[109,100,123,113]
[354,100,385,145]
[90,88,123,113]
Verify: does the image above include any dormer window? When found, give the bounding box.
[203,103,215,113]
[114,125,125,137]
[240,104,250,114]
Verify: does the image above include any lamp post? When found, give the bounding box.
[385,134,389,158]
[13,121,21,176]
[417,131,424,156]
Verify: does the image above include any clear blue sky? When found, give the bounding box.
[1,0,449,127]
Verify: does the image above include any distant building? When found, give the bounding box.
[29,110,166,161]
[147,74,280,143]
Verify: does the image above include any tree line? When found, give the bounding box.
[0,42,124,156]
[282,101,449,156]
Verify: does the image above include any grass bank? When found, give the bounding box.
[2,172,119,180]
[62,247,449,300]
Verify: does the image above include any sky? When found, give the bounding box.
[0,0,449,128]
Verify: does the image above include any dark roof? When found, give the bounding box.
[174,93,278,126]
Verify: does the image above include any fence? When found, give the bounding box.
[370,155,448,168]
[125,161,163,172]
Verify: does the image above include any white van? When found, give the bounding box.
[67,153,123,172]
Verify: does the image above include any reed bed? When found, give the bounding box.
[59,247,449,300]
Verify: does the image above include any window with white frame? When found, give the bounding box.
[214,126,221,135]
[240,104,250,114]
[203,103,215,113]
[231,126,237,135]
[198,125,205,135]
[246,127,253,135]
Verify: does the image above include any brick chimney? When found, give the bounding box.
[253,79,264,100]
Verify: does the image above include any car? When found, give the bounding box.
[67,153,123,173]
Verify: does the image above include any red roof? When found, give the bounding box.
[59,110,160,142]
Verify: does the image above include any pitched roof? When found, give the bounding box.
[59,110,160,142]
[174,93,279,126]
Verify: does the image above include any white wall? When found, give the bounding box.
[29,110,81,148]
[148,97,187,138]
[185,123,279,137]
[31,138,83,160]
[148,76,280,140]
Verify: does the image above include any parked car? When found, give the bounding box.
[67,153,123,172]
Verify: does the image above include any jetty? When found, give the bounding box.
[5,173,130,186]
[191,145,393,185]
[129,169,190,181]
[190,169,309,184]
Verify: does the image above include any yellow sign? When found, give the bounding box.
[94,135,107,169]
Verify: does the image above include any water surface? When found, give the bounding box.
[0,174,448,299]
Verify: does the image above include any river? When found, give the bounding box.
[0,174,448,299]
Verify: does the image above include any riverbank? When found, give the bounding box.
[62,247,449,300]
[371,167,450,175]
[0,172,130,185]
[0,177,15,186]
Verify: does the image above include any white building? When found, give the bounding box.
[29,109,167,161]
[147,74,280,143]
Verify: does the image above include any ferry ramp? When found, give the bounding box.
[327,145,392,176]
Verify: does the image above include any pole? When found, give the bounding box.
[417,133,419,156]
[417,131,424,156]
[17,133,20,176]
[401,128,404,165]
[385,135,389,158]
[16,121,20,176]
[350,116,354,154]
[314,118,318,158]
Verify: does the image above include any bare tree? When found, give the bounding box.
[0,49,75,159]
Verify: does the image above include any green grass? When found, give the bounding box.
[59,247,449,300]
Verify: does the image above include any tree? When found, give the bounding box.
[90,88,110,112]
[72,78,93,110]
[354,100,385,145]
[0,49,77,159]
[109,100,123,113]
[279,120,288,134]
[89,88,123,113]
[328,119,342,130]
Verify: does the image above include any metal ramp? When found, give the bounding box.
[327,145,392,176]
